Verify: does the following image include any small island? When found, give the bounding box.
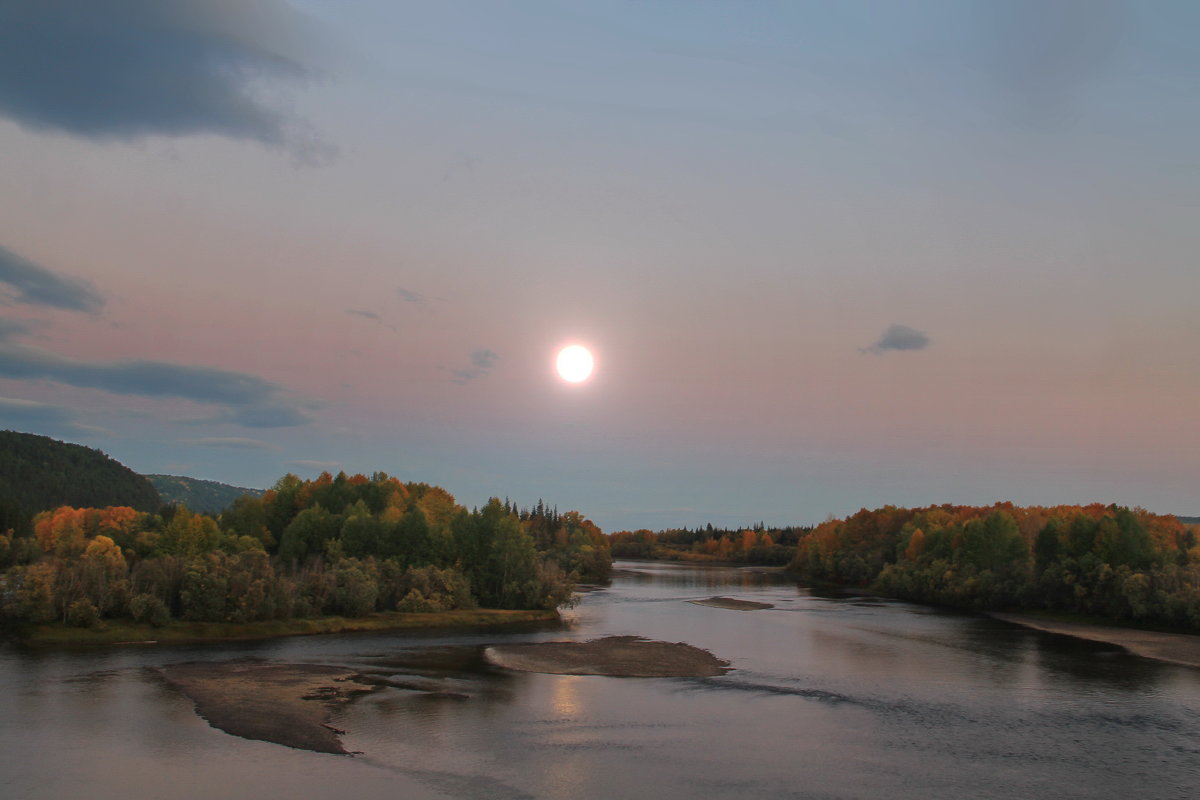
[484,635,731,677]
[689,596,774,611]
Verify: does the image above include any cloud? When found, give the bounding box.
[0,340,310,427]
[451,348,500,384]
[345,308,396,332]
[210,403,311,428]
[0,396,111,437]
[0,396,74,427]
[179,436,277,450]
[0,0,330,159]
[0,245,104,313]
[397,288,428,306]
[0,318,35,341]
[863,324,931,355]
[470,349,500,370]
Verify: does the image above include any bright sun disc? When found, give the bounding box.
[556,345,594,383]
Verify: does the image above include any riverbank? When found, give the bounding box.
[991,612,1200,669]
[11,608,559,646]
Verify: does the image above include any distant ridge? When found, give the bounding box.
[0,430,160,533]
[146,474,264,514]
[1177,516,1200,526]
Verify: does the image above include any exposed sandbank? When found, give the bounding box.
[161,661,375,754]
[991,613,1200,669]
[688,596,774,611]
[484,635,731,677]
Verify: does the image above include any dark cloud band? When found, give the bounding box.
[0,245,104,313]
[0,341,308,427]
[0,0,320,150]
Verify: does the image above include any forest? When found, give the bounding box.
[608,524,805,565]
[0,470,610,631]
[789,503,1200,631]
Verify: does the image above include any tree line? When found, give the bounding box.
[609,523,807,565]
[0,471,610,629]
[789,503,1200,630]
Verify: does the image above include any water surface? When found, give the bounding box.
[2,561,1197,799]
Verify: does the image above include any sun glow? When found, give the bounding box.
[556,345,594,383]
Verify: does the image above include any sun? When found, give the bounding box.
[556,345,594,383]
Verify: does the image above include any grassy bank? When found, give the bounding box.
[13,608,560,646]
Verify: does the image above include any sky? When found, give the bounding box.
[0,0,1197,532]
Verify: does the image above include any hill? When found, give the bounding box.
[0,430,160,534]
[146,474,263,514]
[1177,516,1200,526]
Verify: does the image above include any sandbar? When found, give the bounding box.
[484,635,730,677]
[991,613,1200,669]
[689,596,774,611]
[161,661,375,754]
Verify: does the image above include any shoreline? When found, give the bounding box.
[990,612,1200,669]
[10,608,560,646]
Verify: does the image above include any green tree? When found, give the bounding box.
[959,511,1028,575]
[332,559,378,617]
[179,555,230,621]
[278,505,343,565]
[340,501,385,558]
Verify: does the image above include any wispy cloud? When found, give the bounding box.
[179,436,278,450]
[0,396,75,427]
[0,396,110,437]
[0,0,331,161]
[451,349,500,384]
[0,245,104,313]
[397,288,428,306]
[345,308,396,331]
[0,318,35,341]
[0,340,310,427]
[863,324,931,355]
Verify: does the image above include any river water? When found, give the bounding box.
[2,561,1198,799]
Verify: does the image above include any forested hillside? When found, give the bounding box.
[790,503,1200,631]
[0,470,610,630]
[0,431,159,536]
[146,474,263,514]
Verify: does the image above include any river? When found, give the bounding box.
[2,561,1198,799]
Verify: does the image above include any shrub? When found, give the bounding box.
[129,593,171,627]
[66,599,100,628]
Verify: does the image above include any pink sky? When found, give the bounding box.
[1,1,1197,531]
